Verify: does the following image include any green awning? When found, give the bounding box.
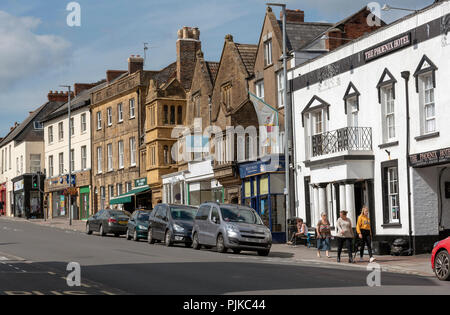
[109,186,151,205]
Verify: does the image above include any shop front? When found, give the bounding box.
[79,186,90,220]
[110,178,152,213]
[409,147,450,244]
[239,156,286,243]
[12,174,44,219]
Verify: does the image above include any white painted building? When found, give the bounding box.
[43,83,105,220]
[0,96,67,217]
[290,0,450,253]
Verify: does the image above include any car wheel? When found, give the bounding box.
[86,223,92,235]
[99,225,105,237]
[434,250,450,281]
[165,230,173,247]
[184,242,192,248]
[232,249,241,254]
[216,234,227,253]
[133,230,139,242]
[147,228,155,244]
[126,229,132,240]
[257,249,270,257]
[192,233,201,250]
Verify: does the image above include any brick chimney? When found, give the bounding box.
[128,55,144,74]
[281,9,305,23]
[74,83,97,96]
[176,26,202,89]
[47,90,74,102]
[106,70,127,83]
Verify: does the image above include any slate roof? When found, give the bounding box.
[235,43,258,76]
[278,21,333,52]
[0,100,65,147]
[153,62,177,86]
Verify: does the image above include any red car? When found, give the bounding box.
[431,237,450,281]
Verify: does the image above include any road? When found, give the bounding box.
[0,218,449,295]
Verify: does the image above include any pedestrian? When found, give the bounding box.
[316,212,331,258]
[336,210,354,263]
[287,218,308,245]
[357,206,376,263]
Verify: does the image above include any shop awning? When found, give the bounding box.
[109,186,151,205]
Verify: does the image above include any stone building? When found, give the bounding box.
[144,27,202,206]
[91,56,154,212]
[161,50,221,205]
[210,35,258,204]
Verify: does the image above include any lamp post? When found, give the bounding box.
[266,2,291,241]
[381,4,419,13]
[60,85,72,226]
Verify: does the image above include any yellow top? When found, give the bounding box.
[356,214,371,234]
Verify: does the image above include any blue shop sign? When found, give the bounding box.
[239,155,285,178]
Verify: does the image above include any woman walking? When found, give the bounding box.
[336,210,354,263]
[316,212,331,258]
[357,206,376,263]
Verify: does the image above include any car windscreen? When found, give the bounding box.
[220,207,262,225]
[137,213,150,221]
[170,207,197,221]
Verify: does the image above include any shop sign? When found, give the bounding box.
[14,180,24,192]
[364,33,411,62]
[409,147,450,167]
[135,178,147,187]
[239,156,285,178]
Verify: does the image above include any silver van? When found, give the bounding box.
[191,203,272,256]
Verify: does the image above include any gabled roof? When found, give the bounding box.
[235,43,258,76]
[0,100,64,147]
[153,62,177,86]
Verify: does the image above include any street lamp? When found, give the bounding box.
[60,85,72,226]
[266,2,291,242]
[381,4,419,13]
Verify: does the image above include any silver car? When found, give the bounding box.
[191,203,272,256]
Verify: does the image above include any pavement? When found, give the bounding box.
[0,216,447,295]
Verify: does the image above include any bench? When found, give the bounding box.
[289,227,316,248]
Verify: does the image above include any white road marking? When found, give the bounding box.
[0,256,9,261]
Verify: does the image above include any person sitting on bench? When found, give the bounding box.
[287,218,308,245]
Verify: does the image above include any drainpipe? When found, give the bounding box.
[401,71,414,255]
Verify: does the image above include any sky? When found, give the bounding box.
[0,0,434,136]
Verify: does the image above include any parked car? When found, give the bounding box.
[431,236,450,281]
[126,210,152,241]
[147,204,198,247]
[192,202,272,256]
[86,209,131,237]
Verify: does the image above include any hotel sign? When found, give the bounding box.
[409,147,450,168]
[364,33,411,62]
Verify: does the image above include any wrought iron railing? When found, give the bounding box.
[311,127,372,157]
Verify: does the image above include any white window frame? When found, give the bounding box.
[256,81,264,100]
[129,98,135,119]
[49,155,54,178]
[130,137,136,166]
[70,149,75,172]
[81,146,87,170]
[118,103,123,122]
[421,73,436,134]
[264,40,273,66]
[59,153,64,175]
[81,113,87,133]
[97,147,103,174]
[277,72,285,108]
[97,112,102,130]
[107,107,112,126]
[382,85,396,142]
[70,117,75,137]
[48,126,54,144]
[58,122,64,141]
[30,154,41,173]
[387,166,400,223]
[118,140,124,169]
[107,143,113,171]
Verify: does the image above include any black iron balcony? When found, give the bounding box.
[311,127,372,157]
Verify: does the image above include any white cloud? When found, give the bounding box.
[0,11,71,91]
